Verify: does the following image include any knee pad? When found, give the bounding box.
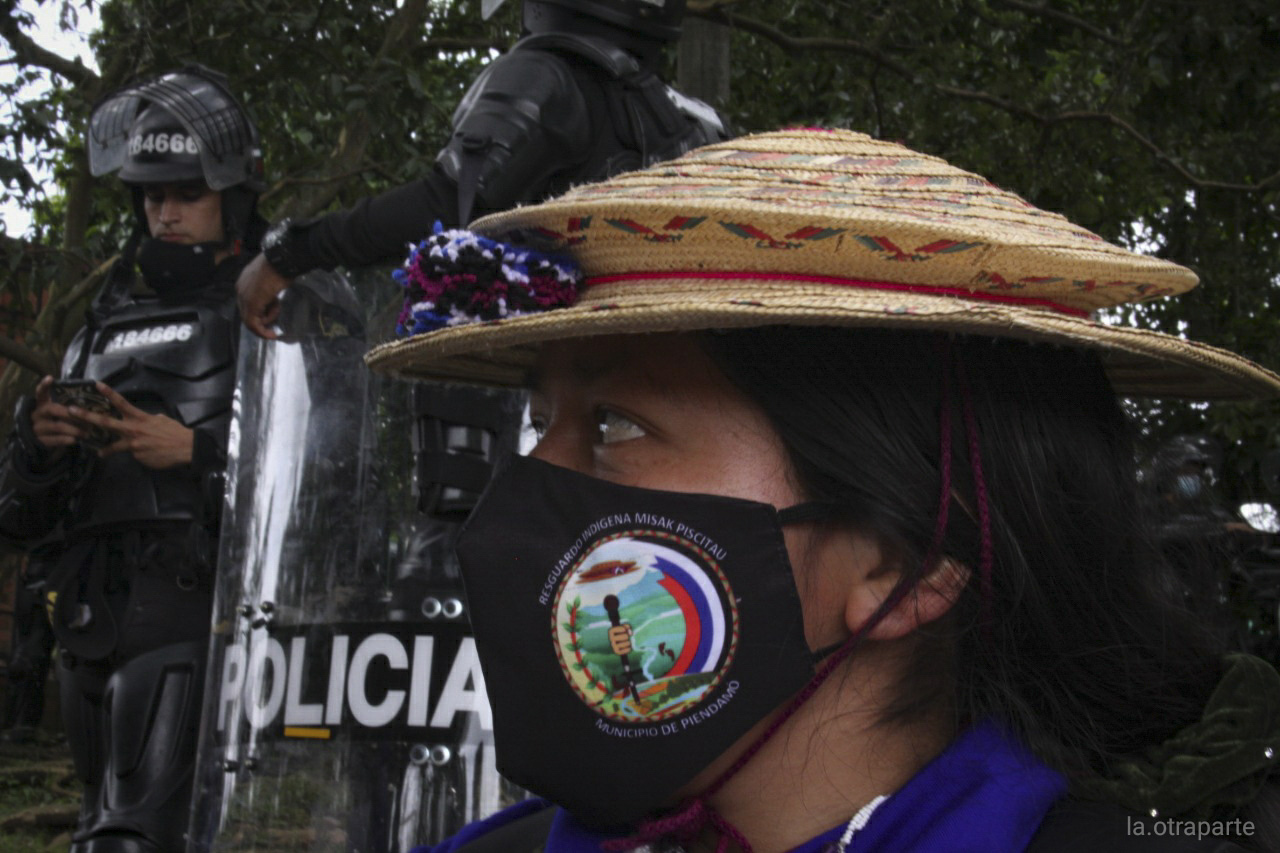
[68,640,207,851]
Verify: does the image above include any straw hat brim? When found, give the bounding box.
[365,128,1280,400]
[366,276,1280,400]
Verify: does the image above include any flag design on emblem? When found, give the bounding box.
[653,554,727,679]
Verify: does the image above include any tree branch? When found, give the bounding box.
[0,0,98,88]
[260,161,395,204]
[280,0,435,219]
[704,9,1280,194]
[53,255,117,316]
[43,253,119,344]
[688,0,745,12]
[990,0,1122,46]
[1049,111,1280,193]
[0,253,115,429]
[419,36,512,53]
[0,334,57,377]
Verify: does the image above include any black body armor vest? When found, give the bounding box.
[59,283,238,534]
[438,31,728,223]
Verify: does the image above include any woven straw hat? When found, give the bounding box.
[367,128,1280,400]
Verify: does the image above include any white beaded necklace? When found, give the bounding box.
[633,794,890,853]
[835,795,889,852]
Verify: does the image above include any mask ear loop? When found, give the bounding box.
[603,340,961,853]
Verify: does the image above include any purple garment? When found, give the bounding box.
[413,720,1066,853]
[839,720,1067,852]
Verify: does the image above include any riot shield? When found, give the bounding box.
[188,271,526,852]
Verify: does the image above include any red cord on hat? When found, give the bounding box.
[954,358,994,630]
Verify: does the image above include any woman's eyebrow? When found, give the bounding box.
[522,350,629,392]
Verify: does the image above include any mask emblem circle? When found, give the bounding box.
[551,529,739,724]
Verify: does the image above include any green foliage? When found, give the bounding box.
[707,0,1280,501]
[0,739,79,851]
[215,765,347,851]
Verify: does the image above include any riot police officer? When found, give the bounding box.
[237,0,726,338]
[0,65,264,851]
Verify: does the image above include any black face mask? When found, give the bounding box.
[455,455,831,829]
[137,238,221,296]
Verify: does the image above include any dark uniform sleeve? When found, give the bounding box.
[291,170,465,272]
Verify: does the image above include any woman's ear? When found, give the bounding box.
[846,555,971,641]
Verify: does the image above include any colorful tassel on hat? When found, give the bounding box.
[394,222,583,337]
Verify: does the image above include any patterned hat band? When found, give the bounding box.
[368,128,1280,401]
[584,271,1091,318]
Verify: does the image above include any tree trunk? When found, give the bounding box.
[282,0,433,219]
[677,16,731,111]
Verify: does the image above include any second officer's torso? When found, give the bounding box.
[61,266,240,534]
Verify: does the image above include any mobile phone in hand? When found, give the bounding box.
[49,379,120,449]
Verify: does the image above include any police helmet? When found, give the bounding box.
[1144,434,1223,508]
[89,65,263,191]
[485,0,686,43]
[88,65,264,245]
[116,103,207,186]
[1155,435,1222,484]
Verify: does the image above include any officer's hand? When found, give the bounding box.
[69,382,194,470]
[236,254,290,340]
[29,376,84,454]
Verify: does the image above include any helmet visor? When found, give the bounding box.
[88,68,262,191]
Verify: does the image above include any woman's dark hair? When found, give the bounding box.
[702,326,1225,783]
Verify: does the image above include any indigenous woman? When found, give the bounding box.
[371,129,1280,852]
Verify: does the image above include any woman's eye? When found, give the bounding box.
[595,409,645,445]
[144,189,164,204]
